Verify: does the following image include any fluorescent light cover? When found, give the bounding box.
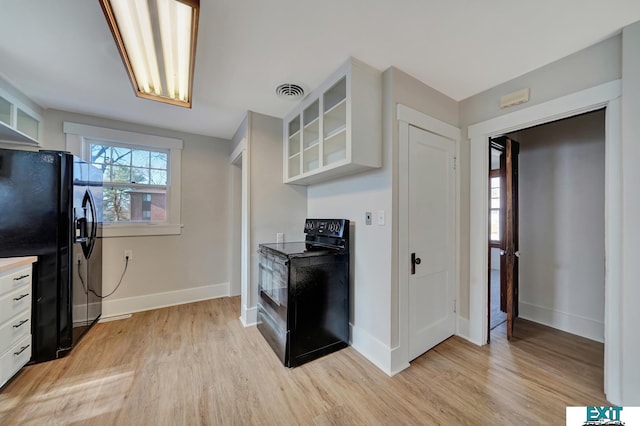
[100,0,199,108]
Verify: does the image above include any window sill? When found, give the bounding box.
[101,223,183,238]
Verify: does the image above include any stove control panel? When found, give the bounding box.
[304,219,347,238]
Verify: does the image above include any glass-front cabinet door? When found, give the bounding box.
[16,108,39,141]
[282,58,382,185]
[323,77,347,167]
[287,115,301,179]
[302,100,319,173]
[0,96,12,128]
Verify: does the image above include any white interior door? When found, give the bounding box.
[408,124,456,361]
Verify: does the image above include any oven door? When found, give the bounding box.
[257,247,290,365]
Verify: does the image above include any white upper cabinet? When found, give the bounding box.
[0,88,41,146]
[283,58,382,185]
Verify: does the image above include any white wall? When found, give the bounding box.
[41,109,233,317]
[307,66,459,373]
[228,115,248,298]
[621,20,640,405]
[514,110,605,342]
[307,127,392,371]
[387,67,459,350]
[458,34,622,320]
[248,111,307,311]
[459,27,640,404]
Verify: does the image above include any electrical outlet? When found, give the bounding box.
[276,233,284,243]
[365,212,372,226]
[124,250,133,261]
[377,210,385,226]
[76,254,82,264]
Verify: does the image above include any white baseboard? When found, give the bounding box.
[389,345,410,376]
[99,314,131,323]
[456,315,471,342]
[519,301,604,343]
[73,301,103,324]
[101,282,229,319]
[240,305,257,327]
[350,324,402,376]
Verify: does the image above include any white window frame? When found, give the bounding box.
[64,122,183,237]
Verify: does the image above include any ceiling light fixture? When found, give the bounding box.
[99,0,199,108]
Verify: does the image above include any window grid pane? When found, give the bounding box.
[89,143,168,186]
[490,209,500,241]
[88,142,169,223]
[490,177,500,241]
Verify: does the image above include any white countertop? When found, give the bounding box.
[0,256,38,273]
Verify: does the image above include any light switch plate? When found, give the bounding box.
[365,212,372,226]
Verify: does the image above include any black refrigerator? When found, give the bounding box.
[0,148,102,363]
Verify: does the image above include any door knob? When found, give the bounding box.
[411,253,421,275]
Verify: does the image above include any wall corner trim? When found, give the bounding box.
[350,324,402,376]
[240,305,257,327]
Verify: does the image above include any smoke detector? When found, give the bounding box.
[275,83,305,101]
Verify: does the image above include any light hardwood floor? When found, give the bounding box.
[0,297,607,425]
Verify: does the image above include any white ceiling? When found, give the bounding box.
[1,1,639,140]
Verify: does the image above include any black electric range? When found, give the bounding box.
[257,218,350,367]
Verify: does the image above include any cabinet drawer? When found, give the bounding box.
[0,285,31,325]
[0,310,31,352]
[0,266,32,297]
[0,334,31,389]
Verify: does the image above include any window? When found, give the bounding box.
[88,142,169,222]
[64,122,182,237]
[490,176,501,242]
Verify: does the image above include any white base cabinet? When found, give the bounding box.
[284,58,382,185]
[0,257,36,389]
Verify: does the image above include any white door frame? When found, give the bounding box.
[467,80,622,404]
[396,104,461,372]
[229,138,252,326]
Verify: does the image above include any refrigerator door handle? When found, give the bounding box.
[81,190,97,259]
[86,190,97,243]
[74,208,88,243]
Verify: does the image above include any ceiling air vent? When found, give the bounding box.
[275,83,305,100]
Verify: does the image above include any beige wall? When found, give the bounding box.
[42,109,232,316]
